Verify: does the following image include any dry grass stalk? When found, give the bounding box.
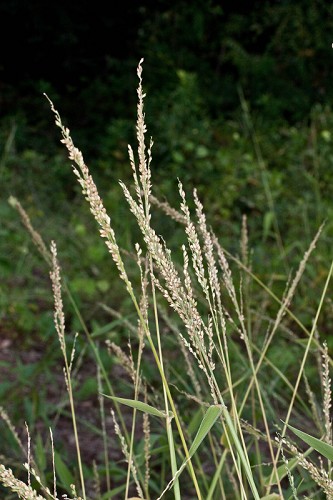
[8,196,51,264]
[49,240,85,499]
[96,366,111,495]
[143,386,151,495]
[92,460,101,500]
[303,375,323,435]
[278,436,333,497]
[275,223,324,327]
[50,241,67,361]
[160,308,203,399]
[45,95,131,294]
[128,58,152,214]
[241,214,249,268]
[135,243,149,350]
[122,179,217,399]
[0,407,26,456]
[322,341,332,444]
[49,428,57,500]
[25,423,31,488]
[280,447,298,499]
[24,464,56,499]
[107,341,137,383]
[110,409,144,499]
[0,464,46,500]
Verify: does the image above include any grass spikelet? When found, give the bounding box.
[276,223,324,324]
[8,196,51,265]
[49,241,86,500]
[45,94,130,290]
[322,341,332,445]
[24,423,31,488]
[280,447,298,499]
[107,341,137,383]
[50,241,67,359]
[110,409,144,499]
[303,375,323,435]
[0,464,46,500]
[143,386,151,496]
[241,214,249,268]
[96,367,110,495]
[0,407,26,457]
[278,436,333,496]
[49,428,57,500]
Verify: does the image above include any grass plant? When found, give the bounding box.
[1,60,333,499]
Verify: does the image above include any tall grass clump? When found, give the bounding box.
[1,60,333,499]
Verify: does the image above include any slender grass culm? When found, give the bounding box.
[1,60,333,499]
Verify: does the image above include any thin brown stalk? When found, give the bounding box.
[322,341,332,445]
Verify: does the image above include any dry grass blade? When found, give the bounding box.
[321,342,332,445]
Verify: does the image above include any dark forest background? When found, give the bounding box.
[2,0,333,144]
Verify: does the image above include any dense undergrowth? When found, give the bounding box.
[1,61,333,499]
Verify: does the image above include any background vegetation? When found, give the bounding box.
[1,1,333,498]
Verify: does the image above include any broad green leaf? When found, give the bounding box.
[287,423,333,461]
[189,405,223,457]
[54,451,75,493]
[165,405,223,494]
[260,495,280,499]
[102,394,169,418]
[264,457,298,486]
[187,407,204,436]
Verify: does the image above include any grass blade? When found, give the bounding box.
[54,451,75,494]
[102,394,170,419]
[157,405,223,499]
[188,405,223,457]
[286,423,333,461]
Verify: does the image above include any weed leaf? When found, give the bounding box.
[287,423,333,461]
[159,405,223,497]
[189,405,223,457]
[102,394,169,418]
[54,451,75,493]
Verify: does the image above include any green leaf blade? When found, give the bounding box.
[54,451,75,494]
[102,394,168,418]
[287,423,333,461]
[164,405,223,494]
[189,405,223,457]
